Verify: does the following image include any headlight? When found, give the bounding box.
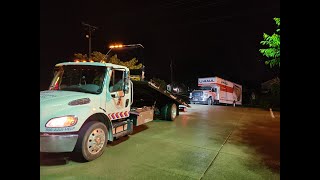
[46,116,78,128]
[203,92,208,97]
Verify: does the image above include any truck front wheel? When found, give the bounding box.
[74,121,108,161]
[207,97,212,105]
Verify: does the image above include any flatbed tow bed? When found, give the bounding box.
[131,80,190,109]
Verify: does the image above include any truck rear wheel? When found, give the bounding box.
[74,121,108,161]
[161,103,177,121]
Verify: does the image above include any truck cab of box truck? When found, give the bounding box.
[189,86,217,105]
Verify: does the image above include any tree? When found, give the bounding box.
[73,51,142,70]
[259,17,280,68]
[108,55,142,69]
[91,51,107,62]
[74,53,88,60]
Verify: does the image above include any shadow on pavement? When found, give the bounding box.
[131,124,149,135]
[40,152,71,166]
[235,114,280,173]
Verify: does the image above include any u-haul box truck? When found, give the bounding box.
[190,76,242,105]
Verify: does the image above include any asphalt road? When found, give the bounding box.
[40,104,280,180]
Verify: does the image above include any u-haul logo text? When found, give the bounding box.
[198,77,215,84]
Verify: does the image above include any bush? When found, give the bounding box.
[258,84,280,110]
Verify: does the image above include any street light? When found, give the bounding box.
[104,43,145,62]
[108,44,144,51]
[104,43,145,80]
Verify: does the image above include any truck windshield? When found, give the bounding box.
[49,65,107,94]
[199,86,211,90]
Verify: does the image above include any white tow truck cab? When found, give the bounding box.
[40,61,188,161]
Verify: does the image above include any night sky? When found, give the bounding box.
[40,0,280,90]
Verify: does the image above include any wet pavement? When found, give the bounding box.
[40,104,280,180]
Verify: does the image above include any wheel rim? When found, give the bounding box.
[86,128,106,155]
[208,98,212,105]
[171,104,177,119]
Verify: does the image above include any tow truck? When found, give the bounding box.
[40,44,189,161]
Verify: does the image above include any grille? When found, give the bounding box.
[192,91,203,97]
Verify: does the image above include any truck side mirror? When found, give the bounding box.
[118,90,125,97]
[111,90,125,98]
[124,78,131,94]
[124,73,130,94]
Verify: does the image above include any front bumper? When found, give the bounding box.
[190,100,207,104]
[190,97,208,104]
[40,133,79,152]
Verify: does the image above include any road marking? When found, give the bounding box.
[269,108,275,118]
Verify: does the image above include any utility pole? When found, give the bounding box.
[170,56,173,84]
[82,22,98,60]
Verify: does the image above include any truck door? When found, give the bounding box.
[214,86,220,101]
[107,69,131,120]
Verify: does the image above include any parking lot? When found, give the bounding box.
[40,104,280,180]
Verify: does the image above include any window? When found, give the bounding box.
[50,65,106,94]
[109,70,124,92]
[199,86,211,90]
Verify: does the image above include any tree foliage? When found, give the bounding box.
[259,17,280,68]
[73,51,142,70]
[91,51,107,62]
[108,55,142,69]
[74,53,88,60]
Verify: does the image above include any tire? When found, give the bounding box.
[161,104,169,120]
[176,105,180,116]
[74,121,108,161]
[161,103,177,121]
[213,99,218,105]
[207,97,212,105]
